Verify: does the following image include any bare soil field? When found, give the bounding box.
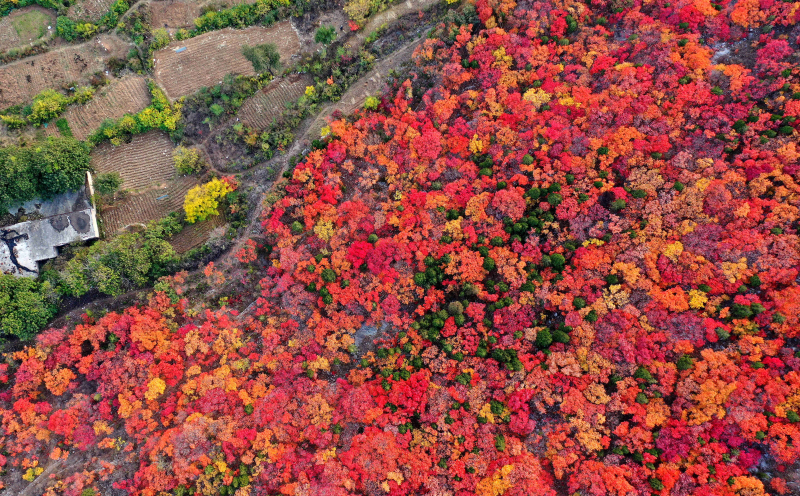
[91,130,176,193]
[149,0,259,30]
[170,212,225,253]
[0,34,131,108]
[153,22,300,99]
[68,0,117,22]
[100,174,199,234]
[45,76,151,140]
[0,7,54,54]
[237,73,311,129]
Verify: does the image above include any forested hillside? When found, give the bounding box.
[1,0,800,494]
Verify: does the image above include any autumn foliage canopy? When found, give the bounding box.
[2,0,800,494]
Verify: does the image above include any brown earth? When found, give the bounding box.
[100,174,200,234]
[67,0,118,22]
[91,130,176,194]
[153,22,301,99]
[148,0,259,30]
[170,212,226,253]
[237,72,312,130]
[44,76,151,140]
[0,34,131,108]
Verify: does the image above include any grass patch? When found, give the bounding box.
[55,117,73,137]
[11,10,49,41]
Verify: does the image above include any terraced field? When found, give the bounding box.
[91,131,176,193]
[153,23,300,99]
[170,213,225,253]
[100,175,200,235]
[0,34,131,108]
[45,76,151,140]
[237,73,311,130]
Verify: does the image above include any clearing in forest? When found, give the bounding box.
[153,23,300,100]
[45,76,151,140]
[0,34,131,108]
[0,7,54,53]
[91,130,176,194]
[237,73,312,130]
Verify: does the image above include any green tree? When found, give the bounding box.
[241,43,281,76]
[94,172,123,196]
[0,275,58,341]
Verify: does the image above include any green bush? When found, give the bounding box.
[241,43,281,76]
[0,137,91,211]
[0,275,58,341]
[314,25,337,45]
[94,172,123,196]
[58,221,180,298]
[535,328,552,349]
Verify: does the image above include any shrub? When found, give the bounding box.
[94,172,123,196]
[0,275,58,341]
[314,25,337,45]
[242,43,281,75]
[535,328,552,349]
[173,146,205,175]
[364,96,380,110]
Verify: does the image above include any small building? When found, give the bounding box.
[0,172,100,277]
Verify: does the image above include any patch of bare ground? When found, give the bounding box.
[153,22,300,99]
[44,76,151,140]
[0,34,132,108]
[68,0,118,22]
[149,0,259,31]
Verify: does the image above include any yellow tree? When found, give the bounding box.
[183,178,235,224]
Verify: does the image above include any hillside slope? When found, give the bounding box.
[2,0,800,495]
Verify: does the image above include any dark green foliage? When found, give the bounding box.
[0,137,91,211]
[535,328,552,349]
[241,43,281,75]
[676,355,694,371]
[94,172,123,196]
[56,118,73,137]
[56,218,181,298]
[0,275,58,341]
[314,25,337,45]
[321,268,337,283]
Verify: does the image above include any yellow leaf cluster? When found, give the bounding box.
[476,464,514,496]
[662,241,683,262]
[688,289,708,309]
[313,220,335,241]
[145,377,166,401]
[522,88,551,110]
[184,178,234,224]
